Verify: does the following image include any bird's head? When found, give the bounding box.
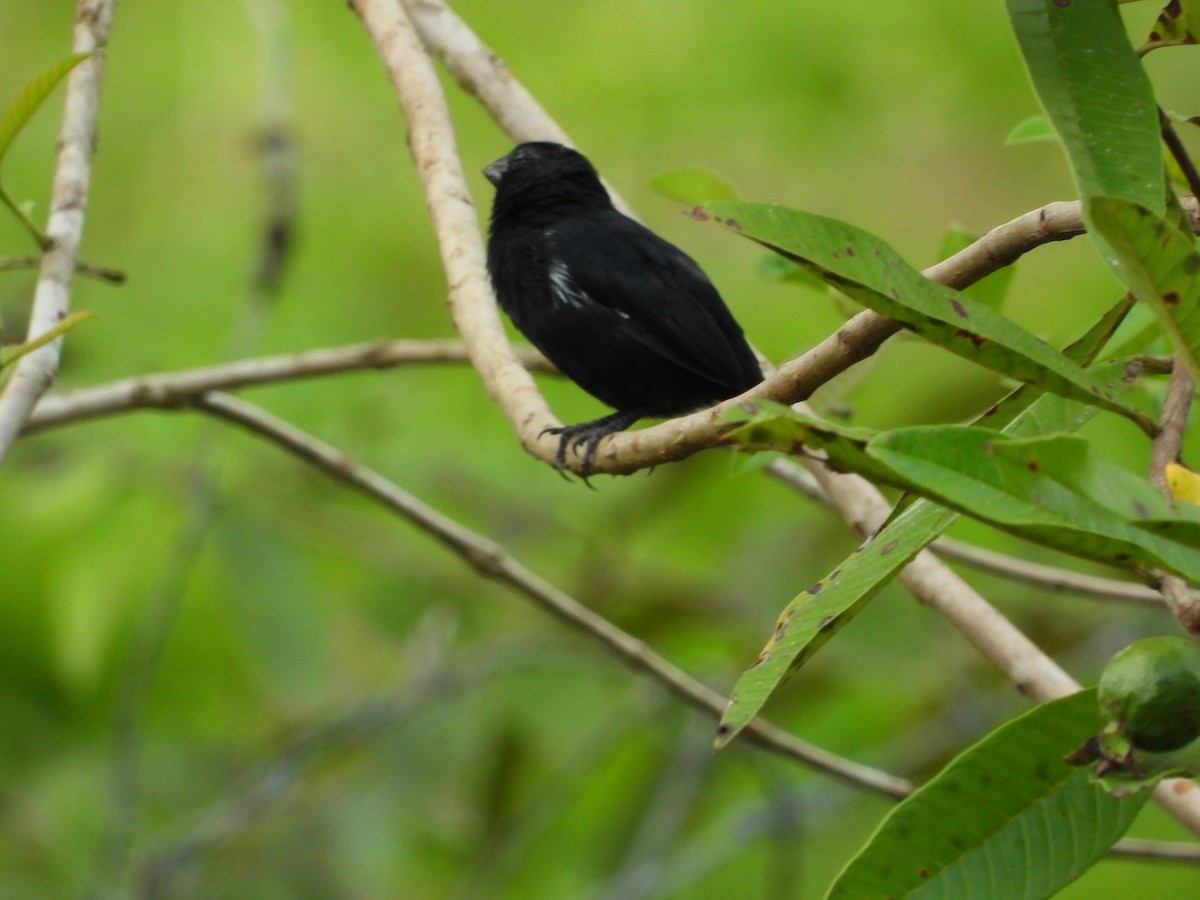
[484,142,613,220]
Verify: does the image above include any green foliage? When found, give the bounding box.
[1007,0,1163,217]
[718,410,1200,745]
[715,297,1133,747]
[0,52,91,166]
[0,309,93,372]
[1009,0,1200,385]
[829,691,1149,900]
[1089,196,1200,385]
[697,201,1153,434]
[1005,113,1058,145]
[5,2,1200,898]
[0,51,92,248]
[1138,0,1200,53]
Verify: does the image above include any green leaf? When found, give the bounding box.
[1164,108,1200,128]
[0,52,93,166]
[1007,0,1163,215]
[755,252,827,291]
[1139,0,1200,53]
[714,482,948,750]
[697,201,1154,434]
[1005,113,1058,145]
[827,691,1148,900]
[936,224,1015,311]
[715,296,1135,748]
[648,167,740,205]
[868,427,1200,583]
[729,412,1200,584]
[0,310,94,368]
[1087,195,1200,386]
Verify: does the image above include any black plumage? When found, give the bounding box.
[483,142,762,475]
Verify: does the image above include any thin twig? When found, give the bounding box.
[191,389,912,799]
[397,0,637,218]
[931,538,1170,606]
[1110,837,1200,862]
[0,254,125,284]
[0,0,116,467]
[25,339,552,433]
[1161,106,1200,202]
[1147,357,1200,636]
[61,392,1194,867]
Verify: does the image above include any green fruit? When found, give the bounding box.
[1098,636,1200,752]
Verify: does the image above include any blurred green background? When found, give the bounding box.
[2,1,1198,896]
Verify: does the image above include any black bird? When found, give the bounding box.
[483,142,762,476]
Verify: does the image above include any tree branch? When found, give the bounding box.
[190,389,912,799]
[1147,357,1200,636]
[396,0,638,219]
[25,338,552,433]
[0,0,115,467]
[351,0,1200,480]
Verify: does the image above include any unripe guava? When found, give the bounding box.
[1098,636,1200,752]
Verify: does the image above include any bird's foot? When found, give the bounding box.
[540,409,645,480]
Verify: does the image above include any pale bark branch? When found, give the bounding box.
[349,0,566,460]
[397,0,638,219]
[26,339,551,433]
[1147,359,1200,636]
[931,538,1173,606]
[192,389,912,800]
[0,0,116,467]
[351,0,1200,480]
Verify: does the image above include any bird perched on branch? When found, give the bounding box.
[483,142,762,477]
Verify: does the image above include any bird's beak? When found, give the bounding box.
[483,156,508,187]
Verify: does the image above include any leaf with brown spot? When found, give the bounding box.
[699,202,1152,434]
[1139,0,1200,54]
[715,298,1138,749]
[1089,195,1200,387]
[870,426,1200,583]
[828,691,1147,899]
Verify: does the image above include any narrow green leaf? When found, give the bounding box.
[648,167,740,205]
[1088,195,1200,386]
[0,310,94,368]
[714,484,946,750]
[697,201,1153,434]
[729,413,1200,584]
[869,427,1200,583]
[827,691,1148,900]
[715,297,1135,748]
[1164,109,1200,128]
[0,52,93,166]
[1007,0,1163,215]
[1005,113,1058,145]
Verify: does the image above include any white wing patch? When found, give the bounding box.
[548,259,587,310]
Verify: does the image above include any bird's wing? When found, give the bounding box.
[550,214,759,390]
